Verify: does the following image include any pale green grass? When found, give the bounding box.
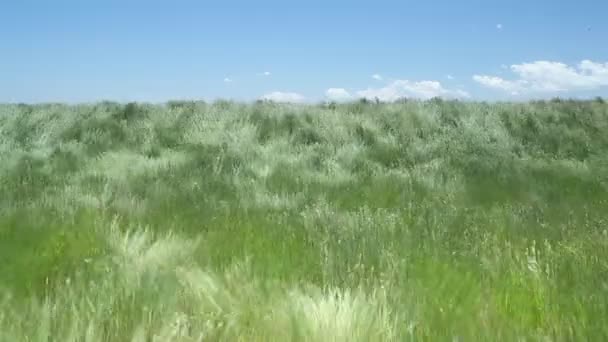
[0,98,607,340]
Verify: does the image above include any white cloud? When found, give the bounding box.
[325,88,353,102]
[474,60,608,95]
[356,80,470,101]
[260,91,306,103]
[496,24,503,30]
[513,60,608,91]
[224,77,233,83]
[372,74,383,81]
[446,74,454,80]
[257,71,271,76]
[472,75,523,95]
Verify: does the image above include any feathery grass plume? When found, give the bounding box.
[269,287,398,341]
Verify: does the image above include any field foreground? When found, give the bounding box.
[1,99,607,341]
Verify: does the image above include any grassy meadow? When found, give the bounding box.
[0,98,607,341]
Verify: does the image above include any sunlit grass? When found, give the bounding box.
[0,98,607,340]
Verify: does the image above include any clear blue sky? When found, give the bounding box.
[2,0,607,103]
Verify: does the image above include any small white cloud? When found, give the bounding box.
[446,74,454,80]
[257,71,271,76]
[356,80,469,102]
[372,74,383,81]
[260,91,306,103]
[496,24,503,30]
[224,77,233,83]
[474,59,608,95]
[325,88,353,102]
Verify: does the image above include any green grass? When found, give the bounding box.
[0,98,607,340]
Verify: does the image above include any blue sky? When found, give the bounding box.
[1,0,607,103]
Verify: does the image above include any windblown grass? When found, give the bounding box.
[0,98,607,340]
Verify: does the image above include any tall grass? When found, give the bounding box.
[0,98,607,340]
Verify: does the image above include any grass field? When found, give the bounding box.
[1,98,607,341]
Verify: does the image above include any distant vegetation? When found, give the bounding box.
[0,98,607,340]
